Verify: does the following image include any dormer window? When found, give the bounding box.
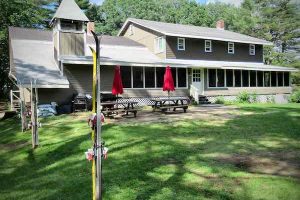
[129,24,134,35]
[249,44,255,55]
[228,42,234,54]
[205,40,212,52]
[177,38,185,51]
[155,37,164,53]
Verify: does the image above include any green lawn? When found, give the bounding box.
[0,104,300,200]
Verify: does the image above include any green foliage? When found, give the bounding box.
[266,95,275,103]
[0,0,52,99]
[290,90,300,103]
[237,91,251,103]
[215,96,225,104]
[250,92,258,103]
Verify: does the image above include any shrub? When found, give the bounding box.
[250,92,258,103]
[215,96,225,104]
[266,95,275,103]
[290,91,300,103]
[237,91,251,103]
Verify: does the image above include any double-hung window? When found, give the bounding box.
[155,37,164,53]
[228,42,234,54]
[129,24,134,35]
[177,38,185,51]
[249,44,255,55]
[205,40,212,52]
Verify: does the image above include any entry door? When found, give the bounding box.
[192,69,204,95]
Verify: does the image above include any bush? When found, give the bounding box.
[290,91,300,103]
[237,91,251,103]
[215,96,225,104]
[250,92,258,103]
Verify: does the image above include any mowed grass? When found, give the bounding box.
[0,104,300,200]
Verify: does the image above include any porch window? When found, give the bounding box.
[177,38,185,51]
[172,68,177,86]
[284,72,290,86]
[226,69,234,87]
[277,72,283,86]
[228,42,234,54]
[132,67,144,88]
[257,71,264,87]
[217,69,225,87]
[249,44,255,55]
[205,40,212,52]
[156,67,165,87]
[121,66,132,88]
[250,70,256,87]
[208,69,216,87]
[271,71,277,87]
[145,67,155,88]
[242,70,249,87]
[234,70,241,87]
[178,68,187,87]
[264,72,270,87]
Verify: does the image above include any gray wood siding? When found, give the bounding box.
[166,36,263,62]
[59,32,84,56]
[39,65,118,104]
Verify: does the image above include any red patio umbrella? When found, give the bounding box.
[163,65,175,95]
[163,66,175,105]
[112,65,124,96]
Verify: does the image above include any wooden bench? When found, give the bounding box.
[159,105,188,113]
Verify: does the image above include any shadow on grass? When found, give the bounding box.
[0,105,299,200]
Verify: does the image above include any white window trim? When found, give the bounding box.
[177,37,185,51]
[129,24,134,36]
[123,67,188,89]
[228,42,235,54]
[154,36,165,53]
[205,40,212,52]
[249,44,255,55]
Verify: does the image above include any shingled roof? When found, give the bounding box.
[9,27,69,88]
[51,0,89,24]
[118,18,272,45]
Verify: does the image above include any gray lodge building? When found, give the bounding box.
[8,0,297,105]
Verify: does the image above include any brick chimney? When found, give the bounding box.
[87,22,95,35]
[216,20,225,30]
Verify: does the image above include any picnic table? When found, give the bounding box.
[101,101,139,117]
[150,97,190,113]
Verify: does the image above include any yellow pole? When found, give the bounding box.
[91,47,97,200]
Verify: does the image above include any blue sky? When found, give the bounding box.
[89,0,104,5]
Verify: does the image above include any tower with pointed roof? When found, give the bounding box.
[51,0,90,62]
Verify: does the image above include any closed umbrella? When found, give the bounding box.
[112,65,123,108]
[163,65,175,97]
[163,66,175,109]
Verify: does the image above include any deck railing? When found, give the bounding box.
[10,90,21,111]
[190,85,199,103]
